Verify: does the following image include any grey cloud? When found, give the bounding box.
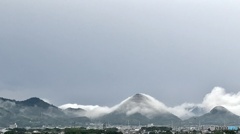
[0,0,240,106]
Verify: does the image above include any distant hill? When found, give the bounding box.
[0,97,89,127]
[185,106,240,125]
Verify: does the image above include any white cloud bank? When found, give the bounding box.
[59,104,112,118]
[168,87,240,119]
[201,87,240,116]
[59,87,240,120]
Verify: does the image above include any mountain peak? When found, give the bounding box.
[112,93,171,119]
[18,97,54,109]
[130,93,149,102]
[210,106,230,114]
[133,93,145,97]
[26,97,42,101]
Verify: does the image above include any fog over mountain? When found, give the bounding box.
[1,86,240,126]
[60,87,240,119]
[185,106,240,125]
[1,94,240,126]
[110,93,171,119]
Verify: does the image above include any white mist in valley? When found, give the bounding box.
[59,104,112,118]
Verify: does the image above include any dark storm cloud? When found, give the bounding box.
[0,0,240,106]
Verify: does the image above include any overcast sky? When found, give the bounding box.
[1,0,240,106]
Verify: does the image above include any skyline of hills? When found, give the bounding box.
[1,92,240,119]
[1,93,240,126]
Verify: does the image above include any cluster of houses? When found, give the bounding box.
[117,125,240,134]
[0,123,240,134]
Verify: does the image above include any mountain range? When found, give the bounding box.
[0,93,240,127]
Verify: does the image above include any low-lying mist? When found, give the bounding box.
[59,87,240,120]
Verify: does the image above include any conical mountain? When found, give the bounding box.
[186,106,240,125]
[209,106,230,114]
[99,93,181,125]
[114,93,169,116]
